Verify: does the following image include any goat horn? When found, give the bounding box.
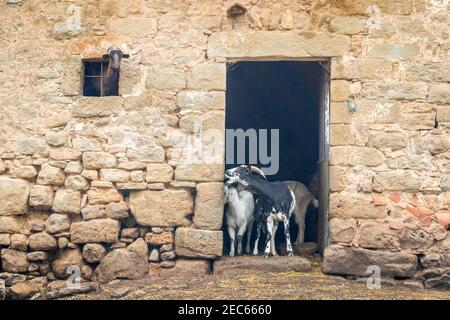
[249,166,267,179]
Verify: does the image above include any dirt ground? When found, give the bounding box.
[65,256,450,300]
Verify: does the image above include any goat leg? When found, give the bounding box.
[253,223,261,256]
[264,216,274,258]
[228,226,236,257]
[237,225,246,255]
[246,219,254,254]
[284,219,294,256]
[270,221,279,256]
[295,213,305,246]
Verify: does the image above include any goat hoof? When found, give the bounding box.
[288,252,294,257]
[264,254,270,259]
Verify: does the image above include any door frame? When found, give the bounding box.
[318,61,331,255]
[225,58,331,254]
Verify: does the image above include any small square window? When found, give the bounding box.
[82,60,119,97]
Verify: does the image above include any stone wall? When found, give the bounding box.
[0,0,449,297]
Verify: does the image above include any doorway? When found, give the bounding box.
[224,60,330,255]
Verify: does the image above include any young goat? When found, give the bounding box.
[224,183,255,256]
[225,165,296,258]
[282,181,318,246]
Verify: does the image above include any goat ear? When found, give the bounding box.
[102,54,109,59]
[122,53,130,59]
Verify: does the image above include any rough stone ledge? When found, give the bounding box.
[213,256,312,275]
[322,245,418,279]
[39,281,98,300]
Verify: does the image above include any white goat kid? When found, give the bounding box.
[224,184,255,256]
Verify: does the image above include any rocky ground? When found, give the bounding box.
[62,256,450,300]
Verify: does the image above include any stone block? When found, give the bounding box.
[330,166,346,192]
[1,249,29,273]
[175,164,224,182]
[194,182,224,230]
[367,131,408,151]
[45,214,70,234]
[70,219,120,244]
[108,17,157,37]
[87,188,123,205]
[49,148,81,161]
[331,58,393,80]
[145,164,174,183]
[428,83,450,104]
[373,170,421,192]
[52,189,81,214]
[174,227,222,259]
[145,232,173,246]
[160,259,211,277]
[214,256,311,275]
[10,234,28,251]
[177,91,225,111]
[127,146,165,163]
[36,162,66,186]
[72,138,102,152]
[406,62,450,82]
[329,16,367,34]
[29,185,54,209]
[82,152,117,170]
[208,32,350,58]
[328,217,356,244]
[0,217,24,233]
[45,132,68,147]
[331,100,401,124]
[51,248,84,278]
[29,232,57,251]
[129,189,193,226]
[330,193,387,219]
[65,175,89,191]
[322,245,418,278]
[0,178,29,216]
[12,165,37,179]
[82,243,106,263]
[368,42,419,59]
[358,222,399,249]
[147,66,185,90]
[363,81,427,100]
[73,97,124,118]
[100,169,130,182]
[189,63,226,90]
[330,146,383,167]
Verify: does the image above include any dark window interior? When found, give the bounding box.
[83,60,119,97]
[225,61,325,253]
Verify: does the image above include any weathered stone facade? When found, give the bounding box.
[0,0,449,297]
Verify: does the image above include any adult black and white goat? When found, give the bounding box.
[253,181,318,256]
[224,184,255,256]
[225,165,296,258]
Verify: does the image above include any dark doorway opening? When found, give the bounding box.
[224,60,329,256]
